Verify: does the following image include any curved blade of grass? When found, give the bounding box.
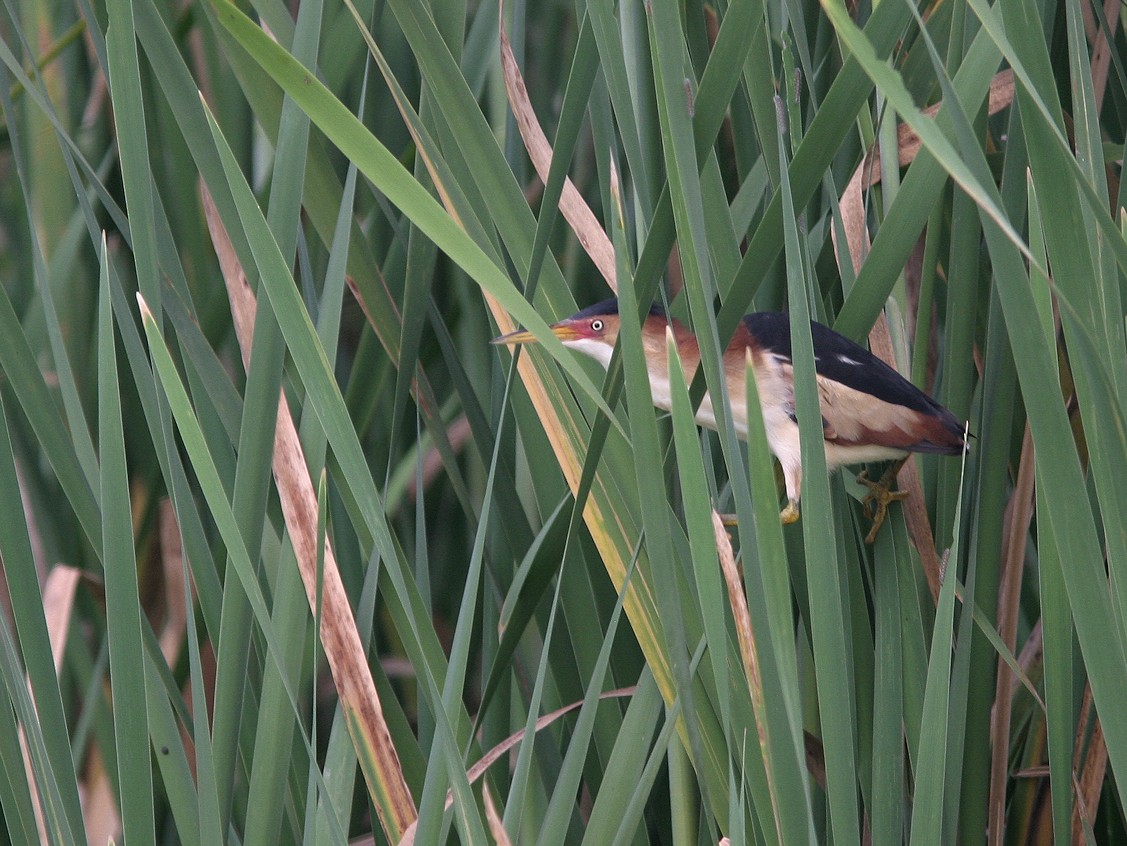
[981,177,1127,816]
[477,496,571,731]
[0,420,84,841]
[643,3,771,832]
[210,0,619,430]
[820,6,1032,270]
[0,598,79,845]
[823,0,1127,817]
[0,287,101,551]
[994,11,1127,814]
[0,73,99,491]
[148,0,478,529]
[719,0,916,327]
[646,2,824,838]
[832,55,1012,340]
[961,0,1127,286]
[535,548,631,846]
[194,65,463,662]
[204,181,295,840]
[105,262,229,637]
[580,669,664,843]
[201,60,537,841]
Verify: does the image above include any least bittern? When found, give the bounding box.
[493,298,966,541]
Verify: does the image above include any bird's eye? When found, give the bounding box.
[591,319,604,332]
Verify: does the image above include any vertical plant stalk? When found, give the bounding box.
[19,565,82,843]
[482,784,513,846]
[988,425,1035,845]
[203,190,417,839]
[395,689,634,844]
[713,509,783,843]
[835,71,1015,275]
[1071,685,1106,842]
[832,70,1014,596]
[157,500,189,667]
[1080,0,1120,109]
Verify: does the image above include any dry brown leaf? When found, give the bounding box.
[41,565,80,671]
[1083,0,1121,110]
[158,500,188,667]
[870,320,944,596]
[988,424,1036,846]
[19,565,84,844]
[483,783,513,846]
[202,184,417,840]
[80,745,120,846]
[498,0,616,289]
[1,458,50,629]
[833,70,1015,595]
[1072,684,1106,845]
[836,70,1015,278]
[405,416,471,502]
[713,505,782,843]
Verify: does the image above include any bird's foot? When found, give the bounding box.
[857,459,908,543]
[718,501,800,527]
[779,500,800,525]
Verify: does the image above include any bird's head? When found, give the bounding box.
[492,298,669,368]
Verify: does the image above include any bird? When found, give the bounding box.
[493,297,966,542]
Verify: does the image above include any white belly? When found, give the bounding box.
[646,376,742,436]
[644,363,905,502]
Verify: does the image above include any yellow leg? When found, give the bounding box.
[856,458,909,544]
[719,500,800,526]
[780,499,800,524]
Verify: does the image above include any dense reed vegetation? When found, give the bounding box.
[1,0,1125,842]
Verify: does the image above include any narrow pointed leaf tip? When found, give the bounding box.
[136,292,153,322]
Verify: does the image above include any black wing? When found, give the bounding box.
[742,312,951,419]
